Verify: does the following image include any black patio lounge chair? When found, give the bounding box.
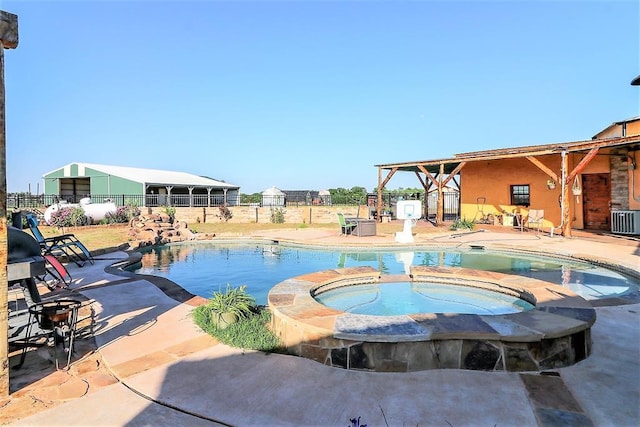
[38,254,73,290]
[25,213,94,267]
[7,225,91,370]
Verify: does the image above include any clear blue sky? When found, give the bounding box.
[2,0,639,194]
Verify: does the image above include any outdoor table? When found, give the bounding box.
[352,219,377,237]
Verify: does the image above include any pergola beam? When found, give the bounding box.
[567,147,599,184]
[526,156,558,182]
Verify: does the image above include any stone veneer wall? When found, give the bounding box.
[610,149,630,210]
[145,205,368,225]
[269,267,596,373]
[319,331,592,372]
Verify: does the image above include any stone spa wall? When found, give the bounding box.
[268,266,595,373]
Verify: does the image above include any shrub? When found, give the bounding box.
[102,205,141,224]
[450,217,475,231]
[162,205,176,220]
[219,205,233,222]
[49,206,89,227]
[270,207,285,224]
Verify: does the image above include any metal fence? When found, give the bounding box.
[426,192,460,221]
[7,194,48,210]
[7,193,370,210]
[7,193,460,223]
[275,195,367,207]
[6,194,236,209]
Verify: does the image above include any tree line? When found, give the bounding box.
[239,186,425,204]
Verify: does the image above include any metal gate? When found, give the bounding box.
[427,191,460,221]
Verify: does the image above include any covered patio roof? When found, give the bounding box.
[375,134,640,174]
[373,134,640,237]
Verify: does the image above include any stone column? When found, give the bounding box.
[0,10,18,400]
[610,149,630,211]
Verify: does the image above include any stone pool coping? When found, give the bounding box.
[268,266,596,372]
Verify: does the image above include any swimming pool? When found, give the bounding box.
[128,241,639,305]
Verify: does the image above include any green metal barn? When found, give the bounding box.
[42,162,240,207]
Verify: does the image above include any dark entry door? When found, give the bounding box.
[582,173,611,230]
[60,178,90,203]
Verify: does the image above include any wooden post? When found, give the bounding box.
[377,167,382,222]
[561,150,572,238]
[0,10,18,399]
[436,163,444,226]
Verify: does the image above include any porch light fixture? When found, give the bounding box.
[546,179,556,190]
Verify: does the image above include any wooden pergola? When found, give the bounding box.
[375,134,640,237]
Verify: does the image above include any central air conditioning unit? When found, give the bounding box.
[611,210,640,235]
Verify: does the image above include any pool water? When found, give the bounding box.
[314,281,535,316]
[129,242,639,305]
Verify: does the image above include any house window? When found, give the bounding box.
[510,185,530,207]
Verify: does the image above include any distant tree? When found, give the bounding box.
[392,187,424,199]
[240,193,262,204]
[350,186,367,199]
[328,187,367,205]
[371,187,423,196]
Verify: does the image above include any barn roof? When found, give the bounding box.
[43,163,239,189]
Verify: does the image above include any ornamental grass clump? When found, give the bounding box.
[192,284,283,352]
[450,217,475,231]
[207,284,256,320]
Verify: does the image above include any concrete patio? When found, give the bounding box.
[3,225,639,426]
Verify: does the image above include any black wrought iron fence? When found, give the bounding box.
[426,192,460,221]
[7,193,369,209]
[7,194,47,210]
[6,194,236,209]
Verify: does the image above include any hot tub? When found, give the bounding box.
[268,266,595,372]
